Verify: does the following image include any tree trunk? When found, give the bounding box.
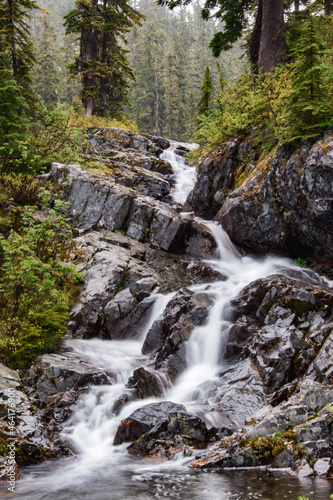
[258,0,287,74]
[249,0,263,71]
[294,0,300,12]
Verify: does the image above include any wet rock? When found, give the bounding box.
[313,458,332,476]
[128,413,213,459]
[113,401,187,445]
[271,447,297,468]
[129,277,158,302]
[293,411,333,443]
[294,459,314,478]
[64,230,218,339]
[126,367,164,399]
[186,139,243,218]
[0,364,71,468]
[143,289,214,380]
[214,360,268,430]
[217,137,333,257]
[86,127,170,157]
[104,290,154,340]
[24,353,113,408]
[48,163,216,258]
[227,273,333,393]
[0,458,20,482]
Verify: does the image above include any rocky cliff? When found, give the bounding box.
[186,133,333,267]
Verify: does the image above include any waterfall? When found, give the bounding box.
[58,142,293,471]
[14,142,315,500]
[160,142,197,204]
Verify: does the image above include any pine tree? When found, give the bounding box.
[128,13,165,135]
[283,16,333,141]
[197,64,212,117]
[163,49,180,139]
[65,0,144,117]
[0,51,27,170]
[0,0,39,108]
[34,14,60,105]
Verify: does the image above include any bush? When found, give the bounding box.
[0,175,82,368]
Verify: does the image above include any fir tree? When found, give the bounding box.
[65,0,144,117]
[283,16,333,141]
[0,0,39,108]
[128,13,165,135]
[0,51,27,170]
[197,64,212,117]
[34,14,60,105]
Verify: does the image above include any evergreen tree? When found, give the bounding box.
[283,16,333,141]
[197,64,212,117]
[128,13,165,135]
[158,0,287,73]
[0,0,39,108]
[0,51,27,170]
[65,0,143,117]
[34,14,60,105]
[163,49,180,139]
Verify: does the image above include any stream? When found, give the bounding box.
[9,144,333,499]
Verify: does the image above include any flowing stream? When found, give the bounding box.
[11,145,332,499]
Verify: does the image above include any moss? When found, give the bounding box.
[239,429,302,465]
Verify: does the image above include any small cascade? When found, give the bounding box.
[14,139,321,500]
[160,142,197,204]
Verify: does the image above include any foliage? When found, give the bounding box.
[68,106,138,132]
[0,0,39,109]
[0,175,82,368]
[64,0,144,117]
[280,15,333,142]
[0,173,40,207]
[197,64,213,118]
[294,257,307,268]
[28,106,83,173]
[196,30,333,150]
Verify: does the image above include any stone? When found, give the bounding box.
[313,458,331,476]
[228,273,333,392]
[113,401,187,445]
[126,367,164,399]
[143,289,214,380]
[25,353,114,407]
[295,459,314,478]
[271,447,297,468]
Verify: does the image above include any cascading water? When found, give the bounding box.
[12,143,332,500]
[160,142,197,204]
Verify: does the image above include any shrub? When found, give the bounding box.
[0,175,82,368]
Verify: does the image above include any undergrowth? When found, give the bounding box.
[0,174,83,368]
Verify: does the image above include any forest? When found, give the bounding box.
[1,2,333,498]
[0,0,332,375]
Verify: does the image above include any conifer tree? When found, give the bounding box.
[65,0,143,117]
[0,51,27,170]
[283,16,333,141]
[163,50,179,139]
[0,0,39,108]
[197,64,212,117]
[34,14,60,105]
[128,14,165,135]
